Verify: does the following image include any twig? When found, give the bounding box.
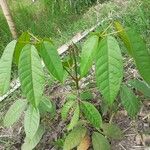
[119,143,127,150]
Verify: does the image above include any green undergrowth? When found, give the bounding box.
[1,0,149,57]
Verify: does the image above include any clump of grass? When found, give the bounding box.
[0,0,98,56]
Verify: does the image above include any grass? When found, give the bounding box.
[1,0,149,57]
[0,0,98,56]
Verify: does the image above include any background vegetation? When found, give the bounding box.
[0,0,149,56]
[0,0,99,56]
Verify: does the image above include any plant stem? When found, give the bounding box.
[63,67,76,81]
[109,112,115,123]
[101,22,112,36]
[102,30,123,37]
[28,32,40,42]
[72,46,79,90]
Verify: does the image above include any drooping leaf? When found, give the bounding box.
[80,35,99,77]
[80,101,102,128]
[18,44,45,107]
[22,125,45,150]
[67,104,80,131]
[61,100,75,120]
[128,79,150,98]
[63,126,87,150]
[38,96,55,114]
[126,29,150,85]
[102,123,123,139]
[114,23,150,85]
[4,99,27,127]
[24,105,40,139]
[37,41,64,82]
[14,32,30,64]
[120,84,141,117]
[0,40,17,95]
[114,21,132,55]
[77,134,90,150]
[92,132,110,150]
[95,36,123,105]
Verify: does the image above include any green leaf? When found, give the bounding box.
[38,96,55,114]
[80,35,99,77]
[66,93,77,101]
[114,21,132,55]
[18,44,45,107]
[67,104,80,131]
[24,105,40,139]
[80,101,102,128]
[37,41,64,82]
[22,125,45,150]
[4,99,27,127]
[102,123,123,139]
[95,36,123,105]
[0,40,17,95]
[80,91,93,101]
[14,32,30,64]
[63,126,87,150]
[128,79,150,98]
[61,100,75,120]
[115,23,150,85]
[120,84,141,117]
[92,132,110,150]
[127,29,150,85]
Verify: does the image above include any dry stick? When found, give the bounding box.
[0,21,103,102]
[0,0,17,39]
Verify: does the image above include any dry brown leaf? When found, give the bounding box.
[77,134,91,150]
[142,134,150,146]
[135,134,142,145]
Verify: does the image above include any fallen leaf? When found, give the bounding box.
[77,134,91,150]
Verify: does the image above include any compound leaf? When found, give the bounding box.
[63,126,87,150]
[37,41,64,82]
[80,101,102,128]
[24,105,40,139]
[67,104,80,131]
[38,96,55,114]
[102,123,123,139]
[114,21,132,55]
[0,40,17,95]
[22,125,45,150]
[77,134,90,150]
[80,35,99,77]
[96,36,123,105]
[61,100,75,120]
[114,22,150,85]
[127,29,150,85]
[120,84,141,117]
[4,99,27,127]
[18,44,45,107]
[92,132,110,150]
[80,91,93,101]
[128,79,150,98]
[14,32,30,64]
